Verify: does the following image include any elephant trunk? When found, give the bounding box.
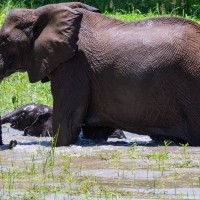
[1,114,11,124]
[1,110,18,124]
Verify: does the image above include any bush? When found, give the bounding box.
[1,0,200,18]
[101,0,200,17]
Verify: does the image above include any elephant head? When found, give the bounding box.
[1,103,52,131]
[0,3,101,82]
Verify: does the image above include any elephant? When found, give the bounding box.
[2,103,53,137]
[1,3,200,146]
[2,103,126,140]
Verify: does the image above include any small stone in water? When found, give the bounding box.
[9,140,17,149]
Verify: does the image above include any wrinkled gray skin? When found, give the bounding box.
[2,103,53,137]
[1,3,200,146]
[2,103,126,140]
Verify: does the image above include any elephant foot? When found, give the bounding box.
[150,135,189,145]
[53,122,81,146]
[54,134,78,146]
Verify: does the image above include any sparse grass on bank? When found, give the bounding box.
[0,137,200,199]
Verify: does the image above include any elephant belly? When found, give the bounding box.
[85,78,183,134]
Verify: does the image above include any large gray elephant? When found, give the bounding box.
[0,3,200,146]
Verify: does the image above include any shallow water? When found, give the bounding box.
[1,125,200,199]
[123,188,200,199]
[81,169,171,179]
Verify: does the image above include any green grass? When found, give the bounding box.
[108,12,200,23]
[0,73,52,115]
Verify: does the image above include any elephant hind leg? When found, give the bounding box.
[176,103,200,146]
[181,115,200,146]
[82,126,115,141]
[150,135,188,145]
[148,118,200,146]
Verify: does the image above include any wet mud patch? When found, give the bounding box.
[0,126,200,199]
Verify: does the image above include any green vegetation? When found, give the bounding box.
[1,0,200,18]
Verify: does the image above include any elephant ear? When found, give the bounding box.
[28,5,83,83]
[62,2,101,13]
[32,113,52,125]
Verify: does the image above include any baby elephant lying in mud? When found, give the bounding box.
[2,104,126,141]
[2,104,53,137]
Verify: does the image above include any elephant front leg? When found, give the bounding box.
[52,105,86,146]
[52,85,89,146]
[50,63,90,146]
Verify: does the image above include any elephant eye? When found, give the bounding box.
[21,112,26,117]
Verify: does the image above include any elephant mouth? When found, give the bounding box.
[11,121,18,129]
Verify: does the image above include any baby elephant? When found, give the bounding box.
[2,103,53,137]
[2,104,126,140]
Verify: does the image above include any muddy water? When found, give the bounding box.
[0,125,200,199]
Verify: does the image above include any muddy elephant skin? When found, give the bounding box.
[1,3,200,146]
